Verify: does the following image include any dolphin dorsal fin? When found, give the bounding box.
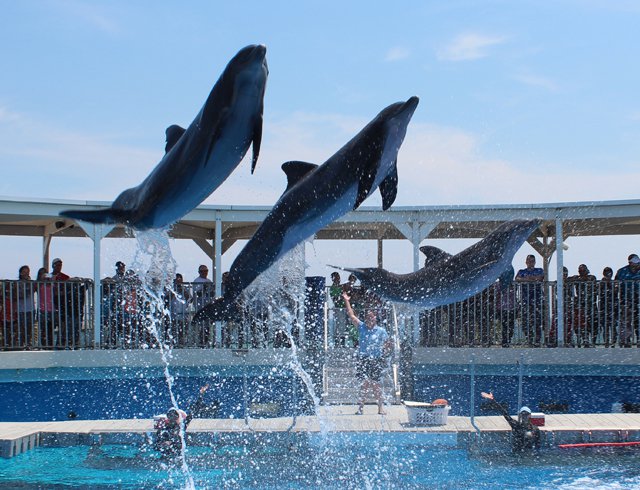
[420,246,453,268]
[281,161,318,192]
[379,159,398,210]
[165,125,186,153]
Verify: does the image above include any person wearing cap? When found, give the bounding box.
[614,254,640,347]
[481,391,541,452]
[598,267,618,347]
[154,384,210,460]
[50,258,69,281]
[568,264,597,347]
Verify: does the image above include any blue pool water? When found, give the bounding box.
[2,364,639,421]
[1,434,639,489]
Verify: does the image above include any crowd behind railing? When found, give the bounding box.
[2,256,640,350]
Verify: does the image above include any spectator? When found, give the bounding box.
[614,254,640,347]
[222,272,243,348]
[569,264,597,346]
[193,265,214,346]
[343,291,391,415]
[1,280,16,349]
[495,274,517,347]
[50,258,70,281]
[15,265,35,348]
[598,267,617,347]
[112,261,126,281]
[515,255,544,346]
[550,266,575,346]
[329,272,347,347]
[36,268,55,348]
[481,391,541,453]
[167,273,191,347]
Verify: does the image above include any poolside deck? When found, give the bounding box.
[3,406,640,458]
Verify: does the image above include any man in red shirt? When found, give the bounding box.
[50,258,70,281]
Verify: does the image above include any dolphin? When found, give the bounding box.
[337,219,539,308]
[60,44,268,230]
[193,96,419,321]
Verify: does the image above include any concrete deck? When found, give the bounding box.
[3,406,640,458]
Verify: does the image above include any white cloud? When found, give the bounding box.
[2,107,640,281]
[54,0,120,35]
[384,46,410,62]
[512,72,559,92]
[0,106,158,199]
[438,33,506,61]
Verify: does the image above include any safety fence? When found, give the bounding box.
[2,279,640,350]
[326,280,640,349]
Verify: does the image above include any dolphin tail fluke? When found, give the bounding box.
[378,160,398,210]
[193,297,236,323]
[59,208,121,225]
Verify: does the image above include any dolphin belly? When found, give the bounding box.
[141,111,257,229]
[279,184,358,257]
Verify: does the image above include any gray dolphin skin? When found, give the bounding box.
[60,44,268,230]
[339,219,539,309]
[194,96,419,321]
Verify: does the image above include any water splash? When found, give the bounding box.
[132,229,195,489]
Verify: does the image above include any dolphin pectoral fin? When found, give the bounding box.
[59,208,121,225]
[419,246,453,268]
[499,266,515,290]
[251,113,263,174]
[164,125,186,153]
[354,169,377,210]
[378,160,398,210]
[282,161,319,192]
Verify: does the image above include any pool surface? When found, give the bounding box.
[1,433,640,489]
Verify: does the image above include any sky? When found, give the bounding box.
[1,0,640,282]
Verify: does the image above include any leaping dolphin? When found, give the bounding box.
[194,96,419,322]
[60,44,268,230]
[337,219,539,308]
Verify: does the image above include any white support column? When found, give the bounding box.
[76,222,114,348]
[555,218,565,347]
[393,221,438,345]
[214,213,223,347]
[393,221,437,272]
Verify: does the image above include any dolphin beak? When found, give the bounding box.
[402,96,419,117]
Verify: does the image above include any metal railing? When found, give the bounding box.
[1,279,93,350]
[2,279,640,350]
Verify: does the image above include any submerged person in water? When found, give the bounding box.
[154,384,210,460]
[481,391,541,452]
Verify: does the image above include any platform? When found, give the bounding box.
[2,406,640,458]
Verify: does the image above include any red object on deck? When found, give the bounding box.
[530,412,545,426]
[558,441,640,449]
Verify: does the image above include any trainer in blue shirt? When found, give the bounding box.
[343,291,391,415]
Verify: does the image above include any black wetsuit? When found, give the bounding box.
[154,394,207,460]
[487,400,541,452]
